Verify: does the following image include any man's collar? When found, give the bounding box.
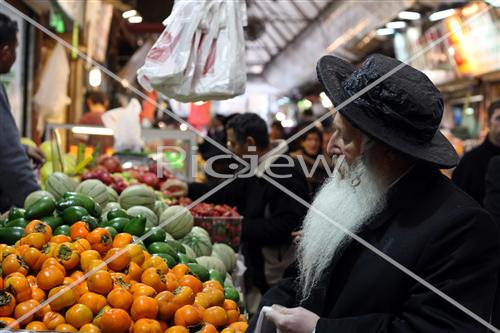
[255,140,288,178]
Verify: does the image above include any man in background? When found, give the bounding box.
[78,90,113,151]
[0,13,42,212]
[453,100,500,204]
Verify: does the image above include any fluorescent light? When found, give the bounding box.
[376,28,395,36]
[429,9,456,22]
[281,119,294,128]
[72,127,114,136]
[386,21,407,29]
[462,3,479,16]
[248,65,264,74]
[275,112,286,121]
[122,10,137,19]
[179,124,188,131]
[398,11,421,20]
[128,16,143,24]
[89,68,102,87]
[465,107,474,115]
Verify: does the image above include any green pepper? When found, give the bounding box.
[209,269,225,286]
[104,226,117,238]
[80,215,99,230]
[0,227,25,245]
[53,225,70,236]
[62,206,89,225]
[178,253,196,264]
[8,207,25,221]
[123,214,146,237]
[165,239,185,254]
[107,208,129,221]
[224,286,240,302]
[186,263,210,282]
[61,193,99,216]
[4,218,28,228]
[104,217,130,233]
[24,196,56,220]
[41,216,64,230]
[144,227,166,246]
[154,253,177,268]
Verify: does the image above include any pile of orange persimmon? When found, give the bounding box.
[0,220,248,333]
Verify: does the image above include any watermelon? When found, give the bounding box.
[127,206,158,227]
[76,179,109,206]
[159,205,193,239]
[119,185,156,210]
[180,234,212,257]
[212,243,237,273]
[46,172,78,200]
[196,256,227,277]
[24,191,55,209]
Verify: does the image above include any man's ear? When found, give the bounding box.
[245,136,256,149]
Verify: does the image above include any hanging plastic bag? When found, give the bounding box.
[101,98,143,152]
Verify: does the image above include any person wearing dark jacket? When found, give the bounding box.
[485,155,500,225]
[251,54,500,333]
[452,100,500,204]
[163,113,310,313]
[0,13,40,212]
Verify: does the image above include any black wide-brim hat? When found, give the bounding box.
[317,54,458,169]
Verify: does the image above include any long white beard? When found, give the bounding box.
[297,156,389,302]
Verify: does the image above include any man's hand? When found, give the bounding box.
[161,179,188,197]
[266,305,320,333]
[25,146,45,165]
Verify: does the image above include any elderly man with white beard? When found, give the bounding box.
[249,54,500,333]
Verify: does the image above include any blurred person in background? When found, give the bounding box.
[270,120,285,141]
[0,13,42,212]
[453,100,500,204]
[290,125,328,195]
[77,90,113,151]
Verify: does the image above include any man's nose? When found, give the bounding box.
[327,137,342,156]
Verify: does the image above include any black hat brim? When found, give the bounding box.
[317,55,458,169]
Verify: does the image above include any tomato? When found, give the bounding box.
[166,326,189,333]
[104,247,130,272]
[174,304,202,326]
[100,308,131,333]
[25,220,52,242]
[14,299,39,326]
[141,256,169,274]
[41,257,66,276]
[173,286,194,307]
[126,244,145,265]
[35,303,51,320]
[223,300,240,324]
[21,247,47,272]
[80,250,102,272]
[125,261,143,282]
[0,245,17,261]
[88,270,113,295]
[20,232,47,249]
[229,321,248,332]
[130,295,158,321]
[47,286,77,312]
[158,320,168,332]
[71,238,91,254]
[203,280,224,292]
[50,234,72,244]
[80,323,102,333]
[111,272,131,289]
[200,324,218,333]
[179,275,203,294]
[165,272,179,292]
[107,287,133,311]
[55,323,78,332]
[25,320,48,331]
[194,292,212,309]
[55,242,80,270]
[203,306,227,326]
[113,233,133,248]
[155,291,179,321]
[0,316,20,330]
[131,283,157,298]
[2,254,28,276]
[133,318,162,333]
[203,288,224,307]
[92,304,111,327]
[65,303,93,328]
[70,221,90,240]
[86,228,112,254]
[43,311,66,330]
[78,292,108,315]
[4,274,31,303]
[141,267,167,293]
[31,287,46,302]
[36,265,65,291]
[86,259,108,273]
[0,291,16,316]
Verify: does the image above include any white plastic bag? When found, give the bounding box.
[101,98,143,152]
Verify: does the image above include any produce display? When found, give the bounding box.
[0,170,246,332]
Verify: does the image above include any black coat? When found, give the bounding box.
[452,137,500,205]
[251,165,500,332]
[484,156,500,225]
[189,156,310,292]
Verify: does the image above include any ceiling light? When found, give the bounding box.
[128,16,143,24]
[275,112,286,121]
[248,65,264,74]
[89,68,102,87]
[376,28,395,36]
[281,119,294,128]
[429,9,456,22]
[398,11,421,20]
[462,3,479,16]
[386,21,407,29]
[122,10,137,19]
[72,127,114,136]
[179,124,188,131]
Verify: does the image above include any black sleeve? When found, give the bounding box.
[188,178,244,208]
[484,156,500,224]
[242,167,310,246]
[315,208,500,333]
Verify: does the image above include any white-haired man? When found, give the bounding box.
[250,54,500,333]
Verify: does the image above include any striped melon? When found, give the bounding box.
[182,244,197,258]
[196,256,227,277]
[46,172,78,200]
[119,185,156,210]
[127,206,158,227]
[180,234,212,257]
[76,179,108,206]
[24,190,55,208]
[191,226,210,240]
[154,200,168,216]
[159,205,193,239]
[212,243,237,273]
[107,187,119,202]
